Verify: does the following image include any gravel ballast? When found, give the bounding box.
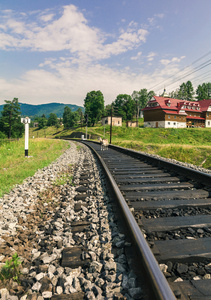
[0,141,145,300]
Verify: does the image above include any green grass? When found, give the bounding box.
[1,123,210,198]
[53,165,74,186]
[30,125,63,138]
[44,122,211,169]
[53,173,74,186]
[114,141,211,170]
[0,253,21,283]
[0,138,70,197]
[30,122,211,169]
[51,122,211,146]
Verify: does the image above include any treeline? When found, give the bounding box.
[0,80,210,138]
[83,81,211,127]
[168,81,211,101]
[34,107,83,130]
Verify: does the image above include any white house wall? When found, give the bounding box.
[205,120,211,127]
[144,121,186,128]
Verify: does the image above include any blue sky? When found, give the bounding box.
[0,0,211,106]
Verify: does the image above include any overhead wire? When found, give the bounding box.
[165,67,211,92]
[153,59,211,93]
[162,60,211,89]
[191,69,211,85]
[149,50,211,93]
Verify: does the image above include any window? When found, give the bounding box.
[173,122,176,125]
[207,113,209,117]
[174,116,176,119]
[168,116,170,119]
[208,121,210,125]
[168,122,170,125]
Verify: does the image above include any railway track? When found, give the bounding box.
[83,141,211,300]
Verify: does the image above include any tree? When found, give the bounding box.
[84,91,104,126]
[74,108,83,124]
[177,81,194,101]
[113,94,136,121]
[196,82,211,101]
[75,108,84,128]
[123,97,136,120]
[177,83,187,100]
[47,113,59,126]
[169,89,179,99]
[186,81,194,101]
[34,114,48,129]
[104,104,112,117]
[131,89,155,117]
[0,98,24,138]
[63,107,76,129]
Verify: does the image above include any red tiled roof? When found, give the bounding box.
[163,110,187,115]
[142,106,160,111]
[199,99,211,111]
[153,96,202,111]
[163,110,177,114]
[186,116,205,120]
[142,96,211,120]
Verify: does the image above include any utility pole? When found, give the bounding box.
[21,117,30,157]
[85,114,88,140]
[81,112,83,129]
[110,104,113,144]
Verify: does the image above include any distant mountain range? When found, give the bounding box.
[0,102,84,119]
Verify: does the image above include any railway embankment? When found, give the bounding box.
[0,141,145,299]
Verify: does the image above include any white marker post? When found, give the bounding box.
[21,117,31,157]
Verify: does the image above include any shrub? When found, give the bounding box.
[0,253,21,282]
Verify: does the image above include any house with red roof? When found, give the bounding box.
[142,96,211,128]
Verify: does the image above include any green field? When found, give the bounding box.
[29,122,211,170]
[1,123,210,197]
[0,138,69,197]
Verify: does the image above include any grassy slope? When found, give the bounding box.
[29,122,211,170]
[0,138,69,197]
[1,123,209,197]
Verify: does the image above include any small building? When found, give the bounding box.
[142,96,211,128]
[126,121,138,127]
[101,116,122,126]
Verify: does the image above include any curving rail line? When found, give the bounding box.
[82,140,211,300]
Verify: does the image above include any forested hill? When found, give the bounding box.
[0,102,84,118]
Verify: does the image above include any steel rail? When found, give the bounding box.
[108,144,211,186]
[83,141,176,300]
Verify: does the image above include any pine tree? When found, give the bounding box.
[0,98,24,138]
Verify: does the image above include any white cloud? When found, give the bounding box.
[39,13,55,22]
[5,19,25,34]
[0,5,187,106]
[0,55,189,105]
[147,13,165,28]
[131,51,142,60]
[160,55,185,66]
[0,4,148,63]
[147,52,156,61]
